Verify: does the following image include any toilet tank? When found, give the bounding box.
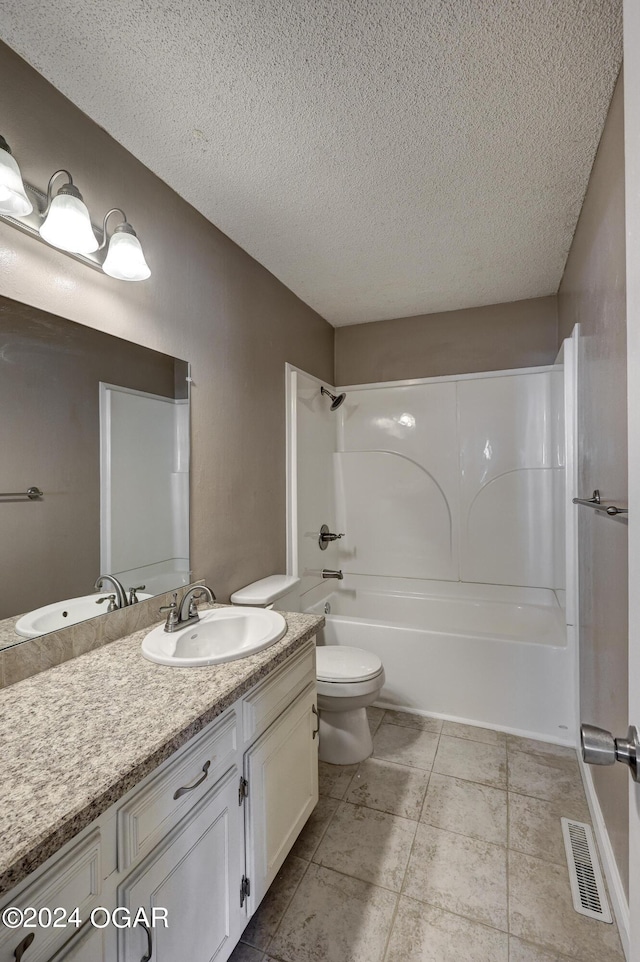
[230,574,301,611]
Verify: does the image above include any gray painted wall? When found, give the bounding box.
[335,296,558,385]
[0,43,334,604]
[558,73,628,896]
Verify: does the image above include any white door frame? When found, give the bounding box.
[624,4,640,960]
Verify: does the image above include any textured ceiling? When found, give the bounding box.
[0,1,623,326]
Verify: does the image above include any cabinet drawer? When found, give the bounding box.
[242,640,315,744]
[117,709,237,871]
[0,831,101,962]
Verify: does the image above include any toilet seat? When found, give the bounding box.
[316,646,384,684]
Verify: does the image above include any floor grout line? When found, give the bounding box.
[257,857,311,958]
[253,718,618,962]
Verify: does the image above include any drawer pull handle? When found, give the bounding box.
[312,705,320,739]
[14,933,35,961]
[173,760,211,799]
[139,921,152,962]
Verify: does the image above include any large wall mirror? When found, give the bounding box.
[0,295,190,650]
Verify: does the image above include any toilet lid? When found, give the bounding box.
[316,646,383,683]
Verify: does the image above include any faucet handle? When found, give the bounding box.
[318,525,346,548]
[128,585,146,605]
[96,594,118,612]
[159,592,179,630]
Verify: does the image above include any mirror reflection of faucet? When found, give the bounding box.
[94,575,148,609]
[95,593,118,613]
[94,574,128,608]
[128,585,146,604]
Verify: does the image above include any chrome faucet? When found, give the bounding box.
[160,585,216,633]
[95,574,128,609]
[179,586,216,625]
[322,569,344,580]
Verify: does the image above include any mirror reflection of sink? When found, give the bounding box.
[141,606,287,667]
[15,592,153,638]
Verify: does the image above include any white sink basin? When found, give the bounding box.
[15,592,153,638]
[141,606,287,667]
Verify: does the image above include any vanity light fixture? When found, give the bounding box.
[101,209,151,281]
[39,170,98,253]
[0,134,151,281]
[0,136,33,217]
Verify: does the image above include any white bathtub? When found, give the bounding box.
[304,575,573,742]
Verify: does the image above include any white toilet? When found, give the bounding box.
[316,646,385,765]
[230,575,385,765]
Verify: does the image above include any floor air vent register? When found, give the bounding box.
[561,818,612,923]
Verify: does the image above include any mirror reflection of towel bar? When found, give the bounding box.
[573,489,628,516]
[0,486,44,502]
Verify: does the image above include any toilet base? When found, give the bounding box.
[318,706,373,765]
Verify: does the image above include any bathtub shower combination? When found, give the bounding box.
[288,353,576,744]
[305,576,569,739]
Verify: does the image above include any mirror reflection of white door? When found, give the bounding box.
[624,4,640,959]
[99,383,190,596]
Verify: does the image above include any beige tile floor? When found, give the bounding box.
[230,709,624,962]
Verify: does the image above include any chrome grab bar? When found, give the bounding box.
[572,489,628,517]
[0,486,43,502]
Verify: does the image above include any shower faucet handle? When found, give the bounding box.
[319,524,345,549]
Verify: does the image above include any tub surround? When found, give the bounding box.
[0,606,322,896]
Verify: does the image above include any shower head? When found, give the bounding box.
[321,386,346,411]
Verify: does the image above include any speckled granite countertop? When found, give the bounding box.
[0,608,322,897]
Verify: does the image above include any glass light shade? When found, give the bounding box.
[102,229,151,281]
[0,147,33,216]
[39,192,99,253]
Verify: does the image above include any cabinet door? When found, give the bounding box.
[48,924,107,962]
[117,767,245,962]
[244,683,318,912]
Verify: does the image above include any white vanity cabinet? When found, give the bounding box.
[117,767,245,962]
[0,639,317,962]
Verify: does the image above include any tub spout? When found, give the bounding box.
[322,569,343,580]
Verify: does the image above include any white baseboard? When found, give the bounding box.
[578,758,630,959]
